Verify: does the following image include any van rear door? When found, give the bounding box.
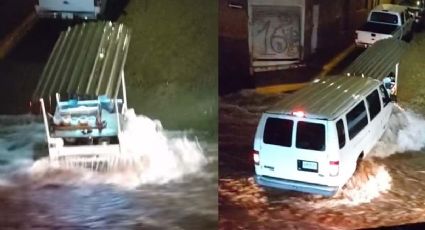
[258,115,330,185]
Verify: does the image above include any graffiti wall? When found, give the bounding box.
[251,6,301,60]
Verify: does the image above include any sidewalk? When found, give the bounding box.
[0,0,37,59]
[0,0,35,40]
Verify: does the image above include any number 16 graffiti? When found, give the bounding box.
[254,18,300,58]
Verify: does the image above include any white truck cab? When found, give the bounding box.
[253,76,394,196]
[35,0,108,20]
[355,4,414,48]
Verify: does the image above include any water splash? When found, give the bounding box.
[117,109,208,185]
[0,111,208,189]
[370,106,425,157]
[317,160,391,207]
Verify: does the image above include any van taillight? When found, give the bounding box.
[253,150,259,165]
[329,161,339,176]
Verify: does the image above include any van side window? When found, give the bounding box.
[263,118,293,147]
[336,119,346,149]
[346,101,368,140]
[366,89,381,120]
[296,121,325,151]
[379,85,390,107]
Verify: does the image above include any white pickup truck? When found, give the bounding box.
[35,0,108,20]
[355,4,414,48]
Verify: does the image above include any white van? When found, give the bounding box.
[35,0,108,20]
[253,76,393,196]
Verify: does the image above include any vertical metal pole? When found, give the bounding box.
[121,70,127,112]
[40,98,51,142]
[395,63,399,95]
[56,93,60,110]
[115,99,121,133]
[48,95,52,113]
[114,99,122,154]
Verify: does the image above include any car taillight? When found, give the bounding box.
[329,161,339,176]
[253,150,259,165]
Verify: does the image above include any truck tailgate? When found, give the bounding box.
[355,30,393,46]
[37,0,95,12]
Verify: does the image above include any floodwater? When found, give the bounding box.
[219,89,425,229]
[0,113,217,229]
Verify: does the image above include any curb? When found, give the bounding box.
[256,82,309,94]
[319,44,356,77]
[0,12,38,59]
[255,44,356,94]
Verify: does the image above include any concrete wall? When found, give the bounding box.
[311,0,376,52]
[219,0,388,79]
[306,0,397,53]
[219,0,379,58]
[120,0,218,132]
[219,0,248,40]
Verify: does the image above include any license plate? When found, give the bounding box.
[297,160,318,172]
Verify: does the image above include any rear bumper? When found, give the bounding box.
[255,175,338,197]
[354,40,372,48]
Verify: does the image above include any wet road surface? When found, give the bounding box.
[0,115,217,229]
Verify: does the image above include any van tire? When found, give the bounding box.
[414,22,423,32]
[403,30,413,42]
[355,153,364,172]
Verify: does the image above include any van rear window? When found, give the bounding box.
[263,118,293,147]
[296,121,326,151]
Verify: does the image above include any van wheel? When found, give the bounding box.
[404,30,414,42]
[414,22,423,32]
[355,153,364,173]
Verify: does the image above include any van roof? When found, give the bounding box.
[344,38,408,81]
[267,76,381,120]
[32,21,131,101]
[373,4,408,13]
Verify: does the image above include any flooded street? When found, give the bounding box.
[0,1,217,228]
[0,115,217,229]
[219,89,425,229]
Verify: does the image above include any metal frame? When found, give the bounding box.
[38,68,128,167]
[34,22,131,169]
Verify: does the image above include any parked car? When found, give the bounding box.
[395,0,425,30]
[253,76,394,196]
[35,0,108,20]
[355,4,414,48]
